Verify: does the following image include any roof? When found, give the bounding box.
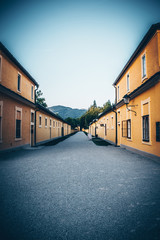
[113,23,160,86]
[36,103,70,125]
[97,106,115,119]
[0,42,39,87]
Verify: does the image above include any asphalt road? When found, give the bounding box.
[0,132,160,240]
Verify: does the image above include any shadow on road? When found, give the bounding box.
[92,137,111,146]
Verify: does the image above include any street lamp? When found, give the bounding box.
[123,94,137,116]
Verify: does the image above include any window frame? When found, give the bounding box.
[39,115,42,128]
[141,53,147,81]
[31,85,34,100]
[15,107,22,140]
[127,73,130,92]
[45,117,47,128]
[142,115,149,142]
[127,119,131,139]
[53,120,55,128]
[17,73,21,92]
[117,85,120,101]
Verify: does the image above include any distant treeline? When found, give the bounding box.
[65,100,112,129]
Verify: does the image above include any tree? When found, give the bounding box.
[36,90,47,107]
[93,100,97,108]
[103,100,111,111]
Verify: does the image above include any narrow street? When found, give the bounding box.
[0,132,160,240]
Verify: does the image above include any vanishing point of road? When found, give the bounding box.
[0,132,160,240]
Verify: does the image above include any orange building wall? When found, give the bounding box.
[117,32,160,102]
[36,111,64,143]
[0,53,35,103]
[96,111,116,144]
[0,93,32,151]
[117,82,160,157]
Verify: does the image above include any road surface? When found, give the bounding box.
[0,132,160,240]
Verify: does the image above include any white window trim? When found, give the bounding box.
[15,106,22,141]
[0,101,3,143]
[31,85,34,100]
[39,115,42,128]
[31,109,35,126]
[53,120,55,128]
[126,73,130,93]
[17,72,22,93]
[0,55,2,82]
[141,52,147,82]
[141,97,151,144]
[117,85,120,101]
[45,117,48,128]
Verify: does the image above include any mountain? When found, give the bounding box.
[48,105,87,119]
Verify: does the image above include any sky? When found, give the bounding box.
[1,0,160,109]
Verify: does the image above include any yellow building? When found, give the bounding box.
[35,103,71,145]
[0,42,39,151]
[89,107,116,145]
[89,23,160,158]
[113,23,160,157]
[0,42,71,152]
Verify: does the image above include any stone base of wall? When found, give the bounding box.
[120,144,160,161]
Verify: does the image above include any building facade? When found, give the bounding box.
[89,23,160,157]
[0,43,72,152]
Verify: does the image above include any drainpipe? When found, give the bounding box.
[34,85,39,146]
[111,107,117,146]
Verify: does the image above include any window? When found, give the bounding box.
[16,108,22,139]
[122,119,131,138]
[17,73,21,92]
[105,124,107,136]
[0,102,3,141]
[50,119,52,127]
[142,54,146,79]
[117,86,120,101]
[31,85,34,100]
[127,74,130,92]
[127,119,131,139]
[142,115,149,142]
[39,115,42,127]
[45,118,47,128]
[31,112,34,123]
[53,120,55,128]
[156,122,160,142]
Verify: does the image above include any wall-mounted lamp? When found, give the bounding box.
[123,95,138,116]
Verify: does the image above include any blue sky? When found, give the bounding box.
[1,0,160,109]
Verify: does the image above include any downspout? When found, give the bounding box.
[34,85,39,146]
[111,108,117,146]
[112,85,118,146]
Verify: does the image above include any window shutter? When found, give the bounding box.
[122,120,127,137]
